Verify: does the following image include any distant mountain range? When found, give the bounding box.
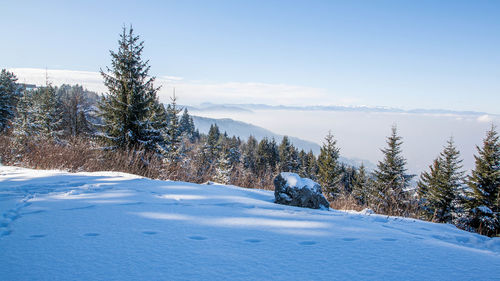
[187,103,496,116]
[192,115,376,171]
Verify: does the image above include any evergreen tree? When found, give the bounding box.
[352,163,370,205]
[305,150,319,180]
[241,135,258,174]
[164,94,182,163]
[339,164,356,194]
[98,26,165,151]
[0,69,21,133]
[466,126,500,236]
[58,84,95,137]
[36,85,63,140]
[205,124,221,162]
[12,89,36,143]
[318,132,341,198]
[278,136,299,172]
[179,108,196,142]
[418,138,464,223]
[372,126,414,215]
[256,137,279,175]
[213,143,233,185]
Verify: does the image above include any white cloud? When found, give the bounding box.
[9,68,337,106]
[477,114,493,123]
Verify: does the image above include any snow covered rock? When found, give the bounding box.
[273,172,329,210]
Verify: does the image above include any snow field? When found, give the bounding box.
[0,166,499,280]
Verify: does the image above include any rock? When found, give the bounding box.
[273,172,329,210]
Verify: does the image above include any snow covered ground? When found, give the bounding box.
[1,166,499,280]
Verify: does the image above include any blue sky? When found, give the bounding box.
[2,0,500,113]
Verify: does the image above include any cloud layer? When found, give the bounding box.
[10,68,337,106]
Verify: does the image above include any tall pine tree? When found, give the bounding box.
[373,126,414,215]
[318,132,341,198]
[418,137,464,223]
[98,26,165,151]
[0,69,21,133]
[465,126,500,236]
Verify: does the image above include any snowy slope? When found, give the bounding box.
[0,166,499,281]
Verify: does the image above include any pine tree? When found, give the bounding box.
[164,94,182,163]
[278,136,299,172]
[205,124,221,162]
[213,143,233,185]
[58,84,94,137]
[418,138,464,223]
[256,137,279,175]
[305,150,319,180]
[241,135,258,174]
[0,69,21,133]
[179,108,196,142]
[373,126,414,215]
[13,85,63,141]
[352,163,370,205]
[465,126,500,236]
[318,132,341,198]
[12,89,36,143]
[98,26,165,151]
[36,85,63,140]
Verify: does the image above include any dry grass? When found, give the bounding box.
[0,135,164,179]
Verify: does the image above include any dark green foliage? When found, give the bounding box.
[205,124,221,162]
[418,138,464,223]
[352,163,371,205]
[241,135,258,174]
[278,136,299,173]
[179,108,198,142]
[164,95,182,163]
[0,69,21,132]
[372,126,414,215]
[256,137,279,175]
[465,126,500,236]
[318,132,341,198]
[98,26,165,151]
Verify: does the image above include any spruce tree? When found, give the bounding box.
[37,85,63,140]
[352,163,370,205]
[0,69,21,133]
[466,126,500,236]
[242,135,258,174]
[418,138,464,223]
[164,94,182,163]
[278,136,299,172]
[205,124,221,162]
[213,143,233,185]
[179,108,196,142]
[58,84,94,137]
[98,26,165,151]
[13,85,62,141]
[373,126,414,215]
[305,150,319,180]
[318,132,341,198]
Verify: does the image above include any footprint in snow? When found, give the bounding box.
[63,205,96,211]
[381,238,397,242]
[244,239,261,243]
[83,233,100,237]
[299,241,317,246]
[188,236,207,241]
[29,234,46,239]
[142,231,158,235]
[342,238,359,242]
